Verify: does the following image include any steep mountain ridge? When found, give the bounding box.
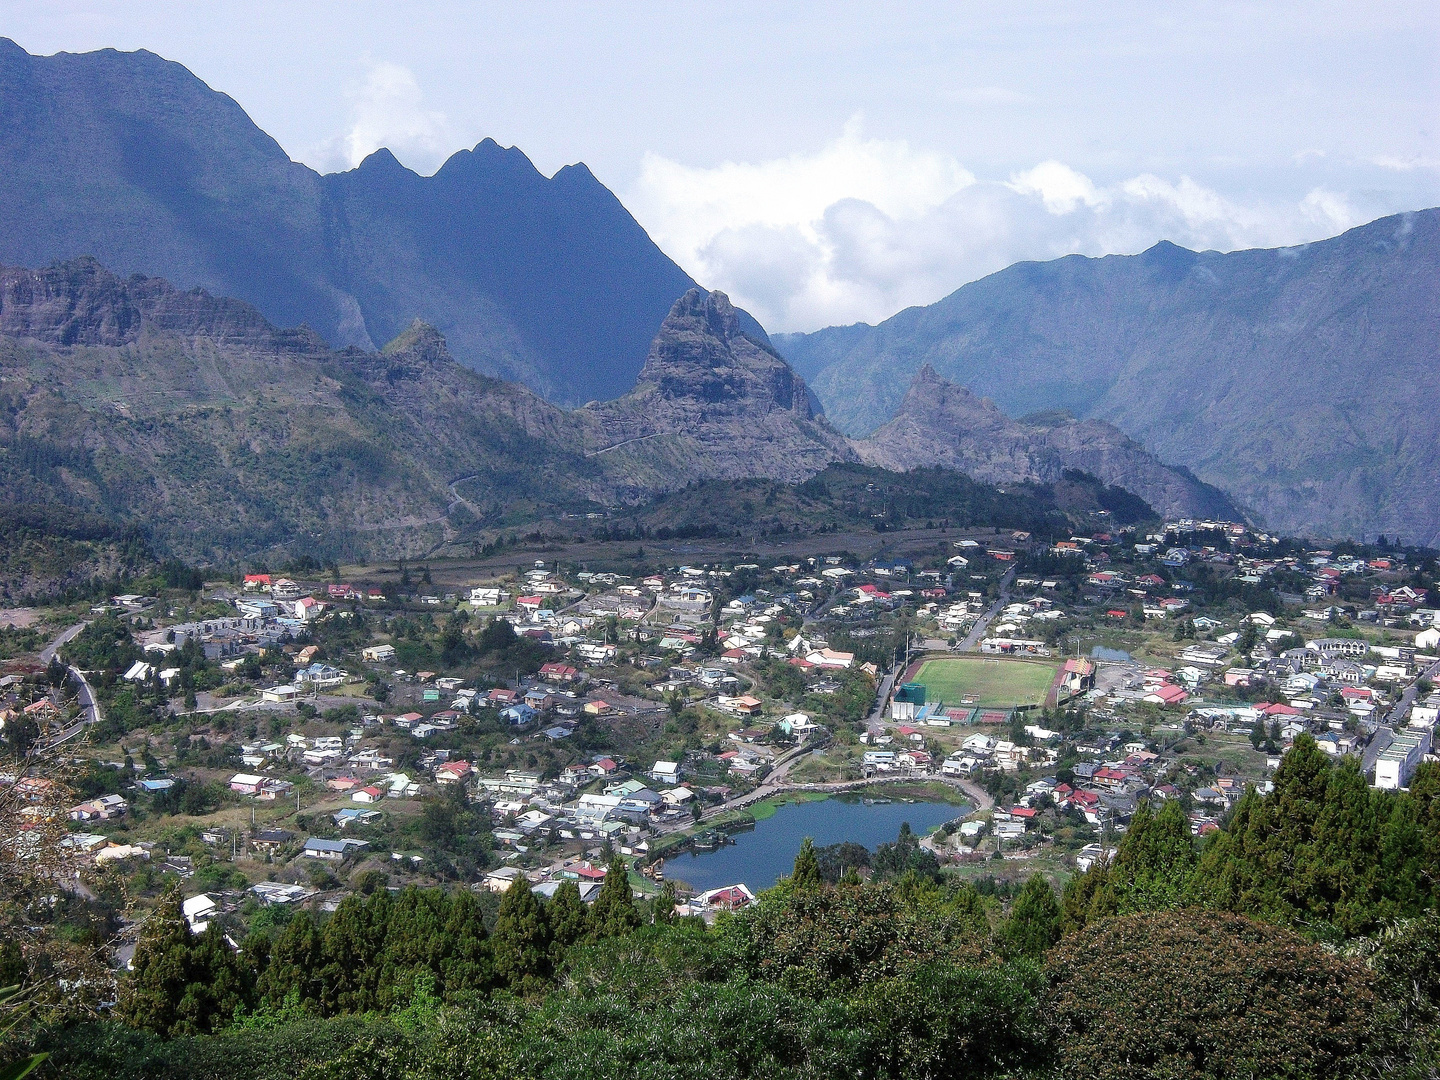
[0,261,607,559]
[778,209,1440,543]
[0,39,707,405]
[0,264,848,559]
[579,289,856,489]
[856,365,1240,520]
[0,260,1226,559]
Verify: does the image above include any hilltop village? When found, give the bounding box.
[3,514,1436,945]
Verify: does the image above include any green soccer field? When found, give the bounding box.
[913,657,1059,708]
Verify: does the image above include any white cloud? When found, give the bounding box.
[1009,161,1106,214]
[312,60,453,174]
[1372,154,1440,172]
[628,127,1373,332]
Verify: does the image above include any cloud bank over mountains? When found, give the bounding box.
[627,121,1373,332]
[308,59,456,175]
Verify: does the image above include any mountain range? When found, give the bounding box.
[4,38,1435,546]
[0,37,738,406]
[0,259,1220,560]
[777,210,1440,545]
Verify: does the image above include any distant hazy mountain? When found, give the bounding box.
[0,38,715,405]
[777,210,1440,544]
[856,365,1239,521]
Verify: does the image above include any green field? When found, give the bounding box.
[913,657,1059,708]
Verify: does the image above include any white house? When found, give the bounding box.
[182,893,218,933]
[228,773,267,796]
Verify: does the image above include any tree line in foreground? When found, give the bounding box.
[11,734,1440,1080]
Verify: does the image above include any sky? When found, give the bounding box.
[5,1,1437,332]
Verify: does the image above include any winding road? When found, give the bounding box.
[695,734,993,826]
[39,621,103,747]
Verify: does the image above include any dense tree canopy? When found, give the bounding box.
[1045,910,1379,1080]
[33,753,1440,1079]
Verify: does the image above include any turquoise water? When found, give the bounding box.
[667,796,964,894]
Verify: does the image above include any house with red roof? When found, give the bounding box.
[436,761,474,784]
[539,662,580,683]
[1143,683,1188,706]
[701,884,756,911]
[1261,702,1302,718]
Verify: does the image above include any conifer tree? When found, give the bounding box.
[119,882,194,1036]
[1061,857,1117,935]
[1110,797,1196,913]
[589,857,642,938]
[650,880,679,924]
[257,909,324,1013]
[317,892,384,1014]
[1002,873,1062,959]
[439,889,494,1001]
[790,837,823,891]
[491,875,551,993]
[175,922,251,1034]
[546,879,592,964]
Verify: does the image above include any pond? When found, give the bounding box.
[665,795,966,894]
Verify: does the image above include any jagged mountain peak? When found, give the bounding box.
[579,287,855,483]
[381,318,449,362]
[0,39,706,406]
[856,364,1239,520]
[635,288,810,416]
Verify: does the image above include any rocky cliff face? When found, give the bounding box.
[855,365,1240,520]
[580,289,857,488]
[0,258,322,352]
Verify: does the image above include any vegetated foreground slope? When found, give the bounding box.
[0,262,1168,563]
[0,38,711,405]
[780,208,1440,544]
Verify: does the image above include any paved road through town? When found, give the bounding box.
[38,621,104,746]
[1360,658,1440,776]
[958,566,1016,652]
